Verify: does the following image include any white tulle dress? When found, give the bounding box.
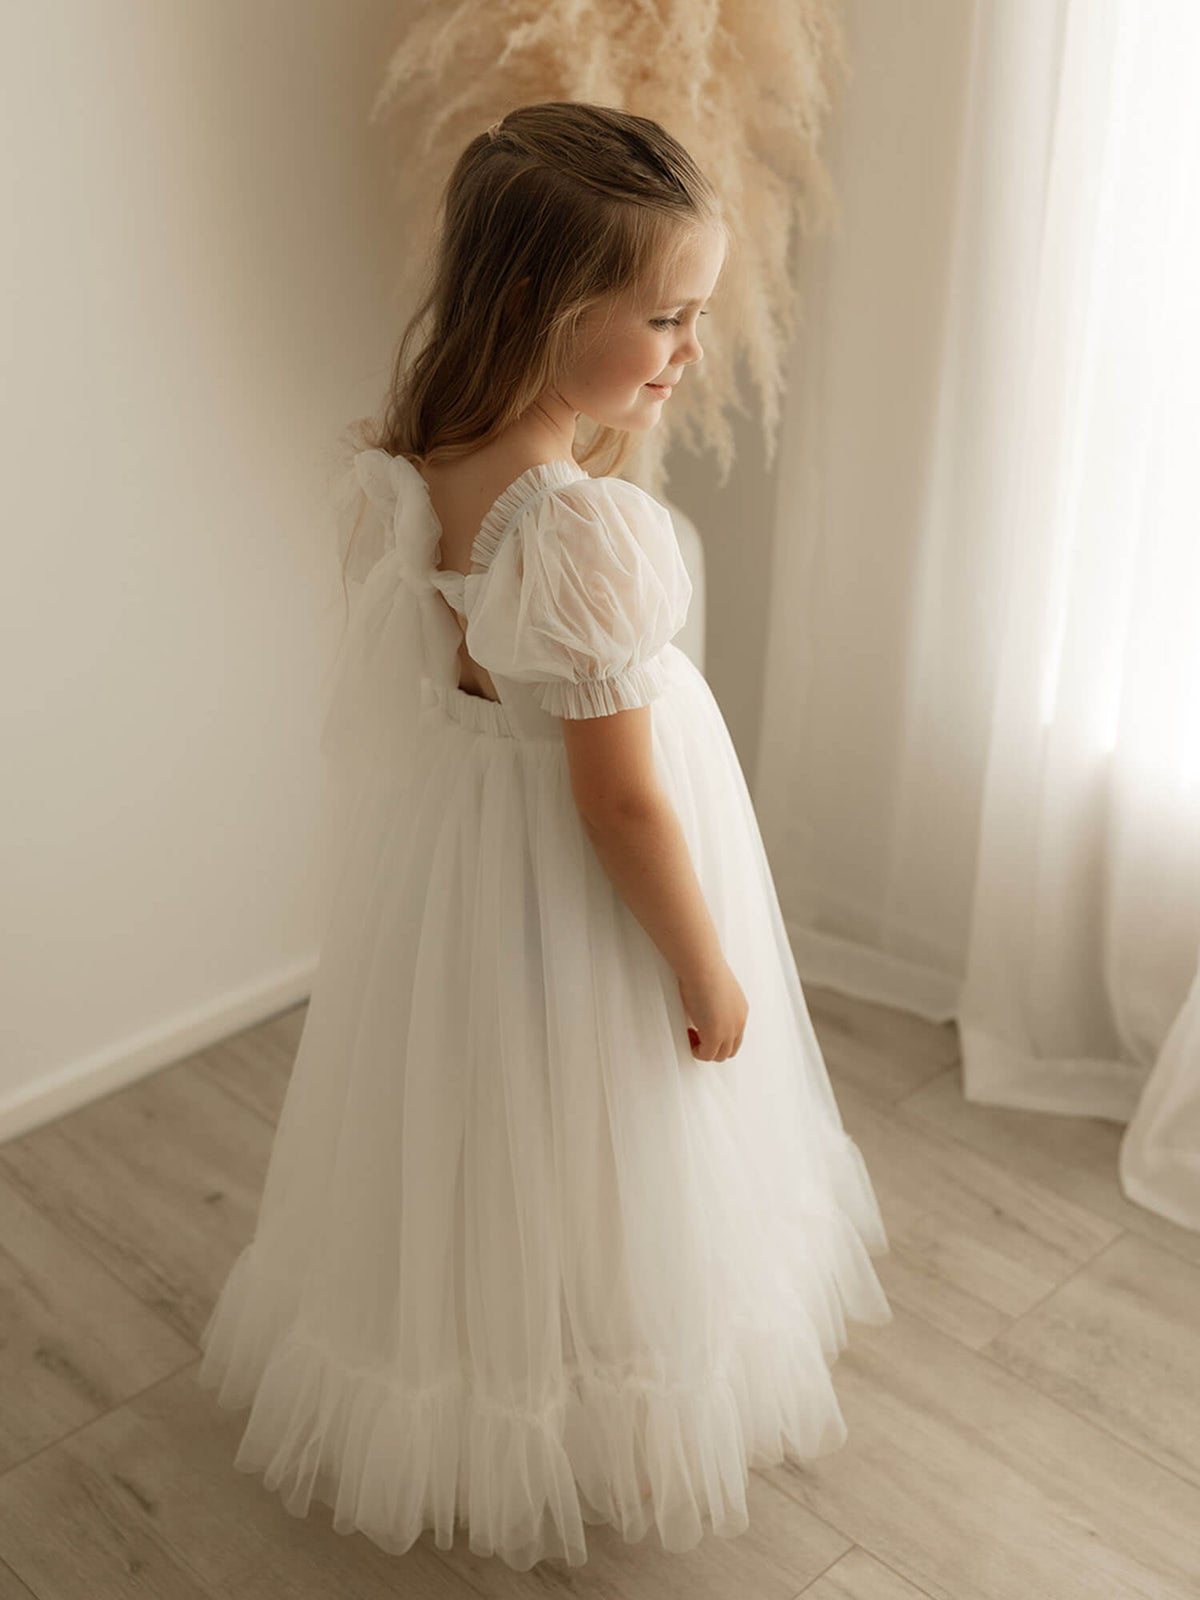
[195,446,893,1570]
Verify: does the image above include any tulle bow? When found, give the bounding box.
[310,447,460,933]
[352,448,442,595]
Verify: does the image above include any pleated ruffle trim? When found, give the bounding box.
[530,653,669,719]
[469,459,588,576]
[195,1136,892,1571]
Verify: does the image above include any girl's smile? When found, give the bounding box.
[549,222,725,435]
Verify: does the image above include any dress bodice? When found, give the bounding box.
[334,449,594,744]
[351,447,588,595]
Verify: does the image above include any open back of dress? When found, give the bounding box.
[429,569,501,702]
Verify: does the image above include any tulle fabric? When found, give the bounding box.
[196,450,893,1570]
[465,473,694,718]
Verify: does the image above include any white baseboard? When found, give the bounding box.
[0,957,318,1146]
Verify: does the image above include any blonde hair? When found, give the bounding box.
[339,100,727,587]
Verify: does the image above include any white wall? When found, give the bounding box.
[667,0,979,800]
[665,396,780,783]
[2,0,973,1136]
[2,2,404,1134]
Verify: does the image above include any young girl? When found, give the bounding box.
[197,100,892,1572]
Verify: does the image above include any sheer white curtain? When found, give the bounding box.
[756,0,1200,1228]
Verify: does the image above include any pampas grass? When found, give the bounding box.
[367,0,849,492]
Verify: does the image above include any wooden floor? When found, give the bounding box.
[1,985,1198,1599]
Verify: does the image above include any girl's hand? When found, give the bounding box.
[678,961,748,1062]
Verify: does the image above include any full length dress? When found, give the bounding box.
[196,447,893,1571]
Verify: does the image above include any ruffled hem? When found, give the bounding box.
[195,1138,892,1571]
[530,653,669,719]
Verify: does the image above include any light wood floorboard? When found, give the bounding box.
[0,988,1195,1598]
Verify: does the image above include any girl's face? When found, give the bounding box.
[556,224,726,431]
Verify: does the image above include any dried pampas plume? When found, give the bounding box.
[368,0,849,492]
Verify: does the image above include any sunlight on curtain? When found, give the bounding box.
[1033,1,1200,766]
[957,0,1200,1227]
[759,0,1200,1228]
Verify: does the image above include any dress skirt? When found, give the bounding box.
[196,639,893,1570]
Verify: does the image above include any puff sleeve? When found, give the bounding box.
[466,476,693,719]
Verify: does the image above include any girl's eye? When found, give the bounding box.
[650,311,709,330]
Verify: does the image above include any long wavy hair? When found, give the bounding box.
[338,100,727,590]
